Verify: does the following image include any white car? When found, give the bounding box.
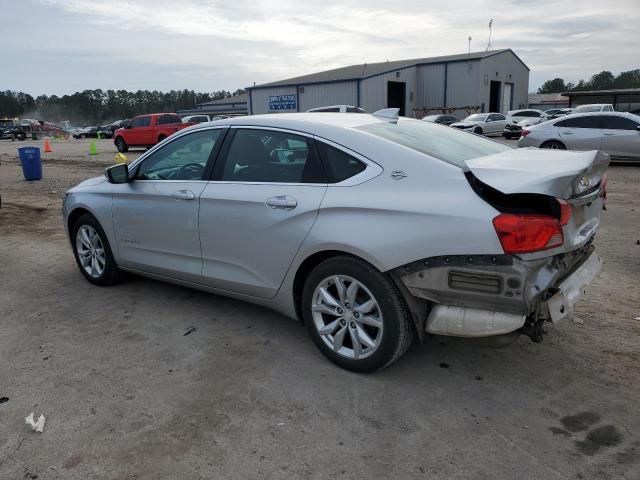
[572,104,614,113]
[182,114,212,124]
[307,105,366,113]
[518,111,640,160]
[450,113,508,136]
[507,109,548,124]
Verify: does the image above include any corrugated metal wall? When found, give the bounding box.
[298,81,358,111]
[445,61,482,119]
[479,51,529,113]
[250,86,297,115]
[416,64,446,111]
[359,66,417,115]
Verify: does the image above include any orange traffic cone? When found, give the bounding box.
[44,138,53,153]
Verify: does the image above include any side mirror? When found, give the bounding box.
[105,163,130,184]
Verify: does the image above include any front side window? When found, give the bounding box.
[602,116,639,130]
[217,129,324,183]
[315,142,366,183]
[465,114,488,122]
[136,129,222,180]
[488,114,505,121]
[555,116,601,129]
[130,116,151,128]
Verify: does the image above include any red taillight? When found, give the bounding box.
[521,129,531,137]
[557,199,572,226]
[493,214,563,254]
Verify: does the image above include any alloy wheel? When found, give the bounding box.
[75,225,106,278]
[311,275,384,360]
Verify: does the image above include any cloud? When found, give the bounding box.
[2,0,638,95]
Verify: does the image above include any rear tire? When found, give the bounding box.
[474,127,483,135]
[115,137,128,153]
[158,134,167,143]
[541,140,566,150]
[71,213,122,286]
[302,256,414,372]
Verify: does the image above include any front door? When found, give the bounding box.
[199,127,327,298]
[112,128,225,282]
[387,81,406,116]
[127,115,153,146]
[486,113,507,134]
[601,115,640,159]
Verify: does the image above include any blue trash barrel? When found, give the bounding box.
[18,147,43,181]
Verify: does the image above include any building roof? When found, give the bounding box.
[198,92,248,106]
[527,93,569,105]
[250,49,527,89]
[562,88,640,97]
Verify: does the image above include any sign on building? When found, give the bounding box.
[269,95,296,110]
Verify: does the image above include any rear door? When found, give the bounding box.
[601,115,640,159]
[111,128,225,282]
[556,116,602,150]
[198,127,327,298]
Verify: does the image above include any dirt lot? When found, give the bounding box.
[1,138,639,480]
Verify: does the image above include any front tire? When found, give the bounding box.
[540,140,566,150]
[115,136,128,153]
[302,256,414,372]
[71,214,122,286]
[158,134,167,143]
[473,127,483,135]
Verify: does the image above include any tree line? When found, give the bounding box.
[537,69,640,94]
[0,88,246,125]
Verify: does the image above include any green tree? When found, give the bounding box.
[537,78,568,94]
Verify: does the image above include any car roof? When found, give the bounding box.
[209,112,389,130]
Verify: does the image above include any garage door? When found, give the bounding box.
[502,83,513,113]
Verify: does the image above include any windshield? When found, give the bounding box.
[357,118,512,168]
[464,114,488,122]
[573,105,602,113]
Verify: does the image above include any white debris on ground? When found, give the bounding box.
[25,413,46,433]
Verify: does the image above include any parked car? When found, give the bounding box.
[308,105,367,113]
[421,114,459,126]
[63,112,607,371]
[450,113,508,136]
[113,113,192,152]
[544,108,573,120]
[73,126,99,139]
[0,119,28,141]
[182,114,211,124]
[572,104,614,113]
[503,117,544,139]
[97,125,113,139]
[518,112,640,160]
[506,109,548,123]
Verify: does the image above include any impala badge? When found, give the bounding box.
[391,170,407,180]
[579,176,590,188]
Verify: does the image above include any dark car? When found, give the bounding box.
[97,125,113,139]
[73,126,99,139]
[421,114,460,126]
[0,119,28,141]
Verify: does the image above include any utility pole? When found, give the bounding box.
[486,19,493,51]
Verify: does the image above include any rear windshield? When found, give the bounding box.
[357,118,512,168]
[465,114,488,122]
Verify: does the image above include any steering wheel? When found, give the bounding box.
[175,162,205,180]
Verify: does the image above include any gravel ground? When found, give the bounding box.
[1,139,639,480]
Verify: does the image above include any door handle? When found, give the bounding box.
[603,133,615,136]
[563,131,574,134]
[266,195,297,210]
[172,189,196,201]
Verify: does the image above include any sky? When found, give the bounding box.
[2,0,639,97]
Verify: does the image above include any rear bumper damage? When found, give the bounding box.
[394,244,601,339]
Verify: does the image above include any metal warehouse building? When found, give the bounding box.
[247,49,529,118]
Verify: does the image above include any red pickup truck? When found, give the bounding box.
[113,113,192,152]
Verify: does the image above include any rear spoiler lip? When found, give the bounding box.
[464,148,610,200]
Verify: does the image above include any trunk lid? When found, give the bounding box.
[464,147,609,200]
[465,148,610,255]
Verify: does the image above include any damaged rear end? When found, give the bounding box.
[397,148,609,342]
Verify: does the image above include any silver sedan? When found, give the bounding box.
[63,113,607,371]
[518,111,640,160]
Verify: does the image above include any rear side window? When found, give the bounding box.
[602,116,638,130]
[313,107,340,112]
[316,141,366,183]
[157,114,182,125]
[357,118,511,168]
[555,116,601,129]
[346,107,366,113]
